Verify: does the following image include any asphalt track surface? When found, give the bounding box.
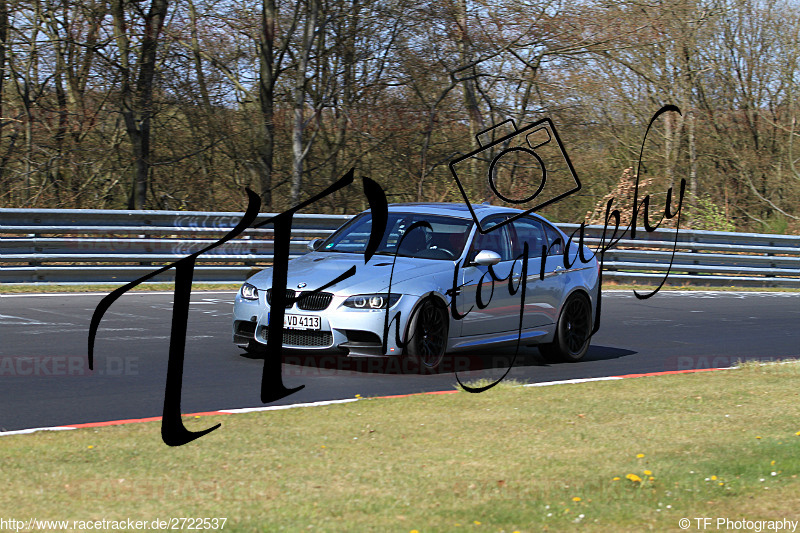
[1,290,799,432]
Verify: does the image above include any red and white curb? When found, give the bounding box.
[525,367,726,388]
[0,367,728,438]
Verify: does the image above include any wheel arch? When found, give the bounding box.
[561,287,594,325]
[401,291,450,354]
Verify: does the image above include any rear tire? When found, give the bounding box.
[539,293,592,363]
[405,297,449,372]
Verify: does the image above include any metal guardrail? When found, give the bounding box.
[1,208,799,286]
[558,223,800,287]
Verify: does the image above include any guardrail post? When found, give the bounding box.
[767,239,776,282]
[688,230,699,280]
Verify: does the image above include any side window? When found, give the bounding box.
[325,214,373,253]
[511,217,545,259]
[468,218,513,262]
[543,222,564,255]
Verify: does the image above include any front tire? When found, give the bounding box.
[539,293,592,363]
[406,297,449,372]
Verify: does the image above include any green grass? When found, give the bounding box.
[3,362,800,531]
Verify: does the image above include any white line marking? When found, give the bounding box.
[219,399,359,413]
[524,377,623,387]
[0,426,75,436]
[101,335,214,341]
[0,314,53,325]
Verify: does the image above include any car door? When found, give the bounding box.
[457,216,519,336]
[510,216,566,329]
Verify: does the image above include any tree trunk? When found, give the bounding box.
[110,0,169,210]
[688,108,697,224]
[0,0,7,191]
[454,0,486,200]
[290,0,320,205]
[257,0,277,210]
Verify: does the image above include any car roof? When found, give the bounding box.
[385,202,523,221]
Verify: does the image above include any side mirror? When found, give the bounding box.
[473,250,501,266]
[307,238,325,252]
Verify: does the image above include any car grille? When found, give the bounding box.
[267,289,332,311]
[261,328,333,347]
[267,289,295,308]
[296,292,333,311]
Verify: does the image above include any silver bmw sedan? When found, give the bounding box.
[233,203,600,371]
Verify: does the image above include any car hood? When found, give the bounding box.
[246,252,455,296]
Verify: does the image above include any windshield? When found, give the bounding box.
[320,212,474,260]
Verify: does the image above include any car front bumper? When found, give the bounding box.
[232,291,417,357]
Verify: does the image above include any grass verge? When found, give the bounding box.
[3,362,800,531]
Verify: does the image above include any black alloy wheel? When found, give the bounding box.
[406,297,449,372]
[539,293,592,363]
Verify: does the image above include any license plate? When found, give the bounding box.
[268,313,321,331]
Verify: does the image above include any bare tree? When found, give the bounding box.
[0,0,10,192]
[109,0,169,209]
[288,0,321,204]
[254,0,296,209]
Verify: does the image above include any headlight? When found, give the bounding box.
[240,282,259,300]
[343,293,401,309]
